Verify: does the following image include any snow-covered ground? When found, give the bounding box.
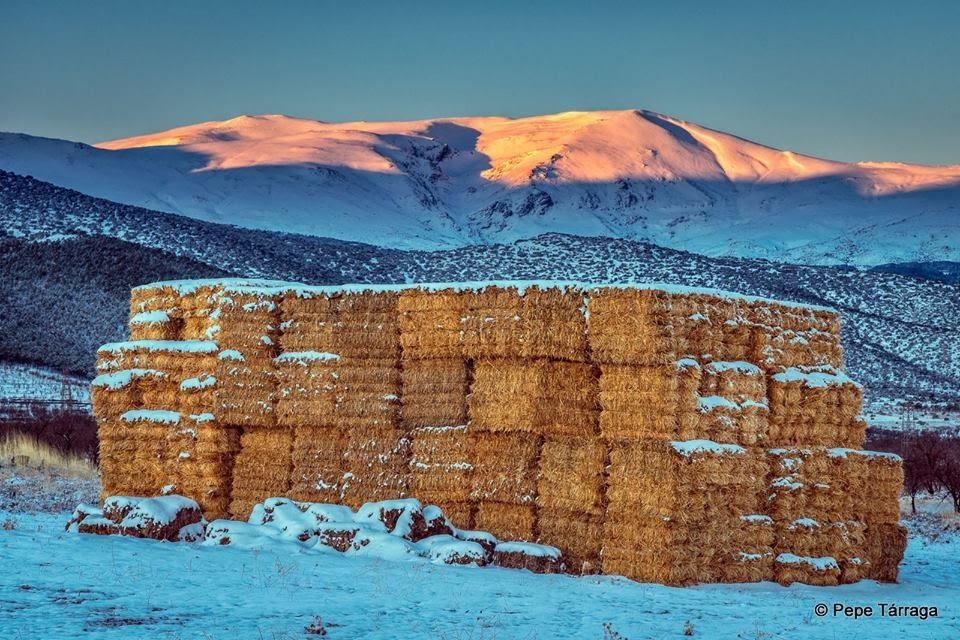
[0,508,956,638]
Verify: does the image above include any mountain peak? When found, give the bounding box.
[2,108,959,264]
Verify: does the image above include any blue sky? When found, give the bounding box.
[1,0,958,164]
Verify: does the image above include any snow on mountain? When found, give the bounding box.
[1,110,958,264]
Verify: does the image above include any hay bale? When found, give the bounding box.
[774,553,841,586]
[408,425,473,510]
[398,288,467,359]
[285,424,351,503]
[696,396,769,446]
[767,366,863,448]
[280,288,401,358]
[700,361,766,402]
[606,439,764,523]
[537,509,603,574]
[470,358,598,435]
[537,436,605,515]
[719,551,775,583]
[468,430,540,504]
[229,426,294,519]
[586,287,677,365]
[492,541,563,574]
[274,351,340,426]
[825,448,902,524]
[601,517,739,584]
[598,360,700,440]
[863,523,907,582]
[91,369,169,417]
[129,310,182,341]
[461,285,589,361]
[339,430,411,507]
[165,413,240,520]
[401,358,470,427]
[473,502,537,542]
[96,340,219,374]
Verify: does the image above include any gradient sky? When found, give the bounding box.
[2,0,958,165]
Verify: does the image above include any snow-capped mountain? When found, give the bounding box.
[1,110,958,264]
[2,171,958,405]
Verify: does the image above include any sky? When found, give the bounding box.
[1,0,958,165]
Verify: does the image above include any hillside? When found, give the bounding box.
[1,170,958,404]
[2,109,959,264]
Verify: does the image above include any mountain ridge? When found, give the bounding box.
[1,108,958,264]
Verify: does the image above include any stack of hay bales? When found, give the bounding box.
[399,288,474,527]
[280,287,407,510]
[92,339,220,504]
[589,287,771,583]
[204,285,289,519]
[94,279,904,586]
[603,439,767,584]
[463,285,599,561]
[766,447,905,585]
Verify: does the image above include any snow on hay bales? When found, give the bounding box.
[67,495,204,542]
[91,278,904,585]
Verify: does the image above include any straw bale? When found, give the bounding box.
[473,502,537,542]
[597,362,703,440]
[96,341,218,375]
[697,397,769,446]
[672,294,736,359]
[468,430,539,504]
[537,436,606,515]
[91,369,171,417]
[175,373,218,415]
[469,359,598,435]
[130,286,180,316]
[401,358,470,427]
[734,514,775,551]
[410,425,469,465]
[408,467,473,505]
[461,286,588,361]
[700,361,766,402]
[281,321,400,358]
[129,313,182,341]
[824,449,902,524]
[537,509,603,574]
[401,396,469,428]
[606,440,765,523]
[774,554,840,586]
[398,288,468,359]
[863,523,906,582]
[586,288,677,365]
[601,517,739,585]
[774,518,865,561]
[718,551,774,583]
[339,430,411,505]
[434,502,472,530]
[229,426,294,517]
[287,425,352,502]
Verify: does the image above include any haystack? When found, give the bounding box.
[94,279,904,586]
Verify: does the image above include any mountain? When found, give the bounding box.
[2,110,959,265]
[2,170,958,406]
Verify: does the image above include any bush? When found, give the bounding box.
[0,408,98,462]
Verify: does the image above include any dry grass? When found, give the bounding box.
[0,431,98,479]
